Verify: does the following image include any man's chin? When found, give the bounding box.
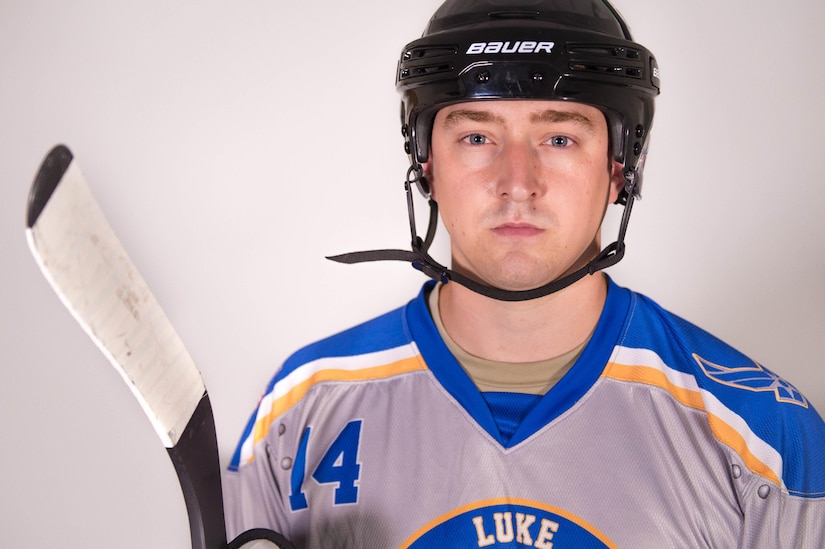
[459,267,562,294]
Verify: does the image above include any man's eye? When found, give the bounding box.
[463,134,487,145]
[550,136,571,147]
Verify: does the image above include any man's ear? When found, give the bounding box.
[608,160,625,204]
[422,160,435,199]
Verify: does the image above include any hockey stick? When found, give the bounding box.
[25,145,294,549]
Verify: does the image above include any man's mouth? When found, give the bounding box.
[491,222,544,238]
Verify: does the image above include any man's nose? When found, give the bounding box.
[495,142,545,202]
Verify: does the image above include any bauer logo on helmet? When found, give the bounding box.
[466,41,555,54]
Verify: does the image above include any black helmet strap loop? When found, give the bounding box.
[405,164,438,253]
[326,165,636,302]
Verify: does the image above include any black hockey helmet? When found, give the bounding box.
[329,0,661,302]
[397,0,660,202]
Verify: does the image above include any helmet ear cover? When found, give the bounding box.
[398,22,660,202]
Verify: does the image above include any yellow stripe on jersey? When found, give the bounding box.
[240,345,426,466]
[603,347,783,488]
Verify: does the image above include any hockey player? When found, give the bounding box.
[225,1,825,547]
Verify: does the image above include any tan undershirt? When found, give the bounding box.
[427,283,588,395]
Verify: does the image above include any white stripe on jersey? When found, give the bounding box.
[237,342,424,466]
[606,345,784,488]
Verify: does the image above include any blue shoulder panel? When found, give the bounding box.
[624,292,825,498]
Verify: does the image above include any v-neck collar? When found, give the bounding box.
[406,278,633,448]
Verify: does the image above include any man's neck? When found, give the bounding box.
[437,273,608,363]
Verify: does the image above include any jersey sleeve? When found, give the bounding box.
[621,291,825,546]
[224,439,294,542]
[739,478,825,546]
[224,368,297,542]
[223,301,422,544]
[736,403,825,546]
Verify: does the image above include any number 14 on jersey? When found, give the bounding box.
[289,420,363,511]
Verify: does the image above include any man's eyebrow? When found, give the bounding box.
[442,109,504,128]
[441,107,598,133]
[531,109,598,133]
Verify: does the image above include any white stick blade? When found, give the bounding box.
[26,146,205,448]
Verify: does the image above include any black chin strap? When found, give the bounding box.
[327,165,636,302]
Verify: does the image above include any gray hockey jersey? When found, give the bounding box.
[226,279,825,548]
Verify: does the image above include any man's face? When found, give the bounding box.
[426,99,623,292]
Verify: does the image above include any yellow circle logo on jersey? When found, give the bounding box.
[400,498,617,548]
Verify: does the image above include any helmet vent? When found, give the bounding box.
[402,45,458,61]
[399,63,454,80]
[399,45,458,80]
[569,62,643,80]
[568,43,645,80]
[568,44,641,59]
[488,10,541,19]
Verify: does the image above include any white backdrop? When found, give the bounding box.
[1,1,823,546]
